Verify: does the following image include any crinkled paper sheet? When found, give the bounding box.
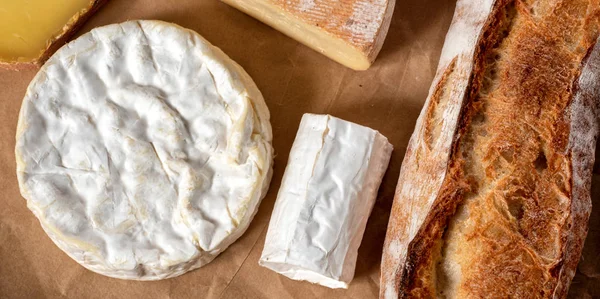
[0,0,597,298]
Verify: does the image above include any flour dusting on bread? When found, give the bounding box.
[381,0,600,297]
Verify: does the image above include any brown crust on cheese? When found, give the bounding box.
[381,0,600,298]
[365,0,396,63]
[270,0,396,64]
[0,0,108,70]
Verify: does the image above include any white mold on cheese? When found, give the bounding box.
[15,20,274,280]
[259,114,392,289]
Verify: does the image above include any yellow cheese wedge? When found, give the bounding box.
[222,0,396,70]
[0,0,107,68]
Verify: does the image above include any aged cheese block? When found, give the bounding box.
[260,114,392,288]
[221,0,396,70]
[0,0,108,69]
[15,20,274,280]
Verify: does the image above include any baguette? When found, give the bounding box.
[0,0,108,70]
[380,0,600,297]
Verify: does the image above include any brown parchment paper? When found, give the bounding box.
[0,0,598,298]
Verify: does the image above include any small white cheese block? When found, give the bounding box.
[221,0,396,70]
[259,114,392,288]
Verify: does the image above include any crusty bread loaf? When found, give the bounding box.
[380,0,600,298]
[0,0,108,70]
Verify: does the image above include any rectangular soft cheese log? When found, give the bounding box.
[259,113,392,288]
[221,0,396,70]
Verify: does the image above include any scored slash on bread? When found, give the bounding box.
[381,0,600,298]
[0,0,108,70]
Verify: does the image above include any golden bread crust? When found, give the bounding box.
[381,0,600,298]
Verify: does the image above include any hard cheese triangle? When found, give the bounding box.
[222,0,396,70]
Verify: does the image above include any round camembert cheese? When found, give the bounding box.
[15,20,274,280]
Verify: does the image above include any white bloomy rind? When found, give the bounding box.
[259,113,392,289]
[15,20,274,280]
